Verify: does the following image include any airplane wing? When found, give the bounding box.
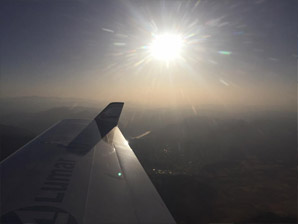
[0,102,176,224]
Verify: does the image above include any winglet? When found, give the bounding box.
[95,102,124,137]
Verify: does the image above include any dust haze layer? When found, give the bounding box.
[1,0,296,112]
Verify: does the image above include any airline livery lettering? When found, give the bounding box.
[35,158,76,203]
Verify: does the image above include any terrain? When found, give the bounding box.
[0,97,296,223]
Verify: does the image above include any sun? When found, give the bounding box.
[149,33,184,61]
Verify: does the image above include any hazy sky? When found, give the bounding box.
[1,0,297,109]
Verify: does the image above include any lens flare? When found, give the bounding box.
[149,33,184,61]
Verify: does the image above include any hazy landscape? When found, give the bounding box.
[1,0,296,223]
[0,96,296,223]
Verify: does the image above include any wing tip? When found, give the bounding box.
[109,102,124,104]
[107,102,124,107]
[94,102,124,137]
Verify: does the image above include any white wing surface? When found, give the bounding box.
[0,102,176,224]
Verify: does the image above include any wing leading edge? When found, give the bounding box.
[0,102,176,224]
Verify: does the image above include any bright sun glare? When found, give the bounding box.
[149,33,184,61]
